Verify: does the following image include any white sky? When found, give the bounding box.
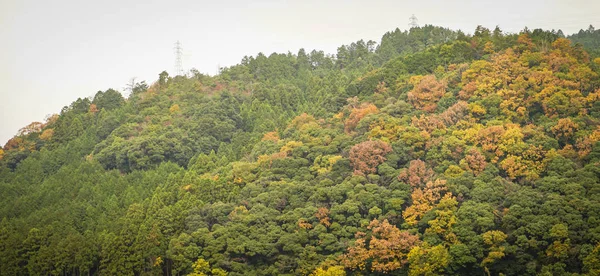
[1,0,598,145]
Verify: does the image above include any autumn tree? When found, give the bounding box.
[17,122,44,136]
[461,148,487,175]
[311,265,346,276]
[425,194,458,244]
[403,179,448,226]
[341,219,421,273]
[349,140,392,176]
[407,242,450,276]
[481,230,507,275]
[407,75,447,112]
[551,118,578,143]
[398,159,434,188]
[316,207,332,227]
[344,103,378,133]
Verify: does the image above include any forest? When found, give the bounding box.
[1,24,600,275]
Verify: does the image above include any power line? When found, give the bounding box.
[409,14,419,28]
[174,41,184,76]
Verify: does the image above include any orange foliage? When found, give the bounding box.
[439,101,468,126]
[349,140,392,176]
[411,101,468,133]
[403,179,447,225]
[407,75,447,112]
[341,219,421,273]
[345,103,378,133]
[477,125,506,160]
[551,118,578,141]
[45,114,59,125]
[315,207,331,227]
[517,33,534,50]
[3,137,35,152]
[575,127,600,158]
[462,148,487,175]
[17,122,44,136]
[4,137,23,151]
[89,104,99,113]
[261,131,280,142]
[411,114,445,133]
[297,219,313,230]
[398,159,434,188]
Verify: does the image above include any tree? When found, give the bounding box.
[584,243,600,275]
[461,148,487,175]
[403,179,447,226]
[316,207,332,227]
[349,140,392,176]
[407,75,447,112]
[159,71,170,87]
[341,219,420,273]
[311,265,346,276]
[93,89,124,110]
[481,230,507,275]
[425,194,458,244]
[344,103,378,133]
[407,242,450,276]
[398,159,434,188]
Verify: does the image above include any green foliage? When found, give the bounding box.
[1,24,600,276]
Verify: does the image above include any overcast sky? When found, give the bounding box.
[1,0,598,145]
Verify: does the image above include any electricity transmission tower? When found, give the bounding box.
[174,41,184,76]
[409,14,419,28]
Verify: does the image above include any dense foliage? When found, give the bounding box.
[1,24,600,276]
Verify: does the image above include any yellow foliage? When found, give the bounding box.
[369,117,404,142]
[261,131,280,142]
[481,230,507,268]
[288,113,317,130]
[426,194,458,244]
[211,268,228,276]
[407,243,450,276]
[403,179,447,226]
[468,103,486,116]
[297,218,313,229]
[280,141,303,154]
[153,256,163,267]
[311,155,343,175]
[228,205,249,220]
[498,125,527,155]
[311,266,346,276]
[444,165,464,178]
[189,258,211,276]
[39,129,54,141]
[169,104,180,114]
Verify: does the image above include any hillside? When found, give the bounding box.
[1,25,600,276]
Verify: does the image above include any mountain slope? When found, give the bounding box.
[1,25,600,276]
